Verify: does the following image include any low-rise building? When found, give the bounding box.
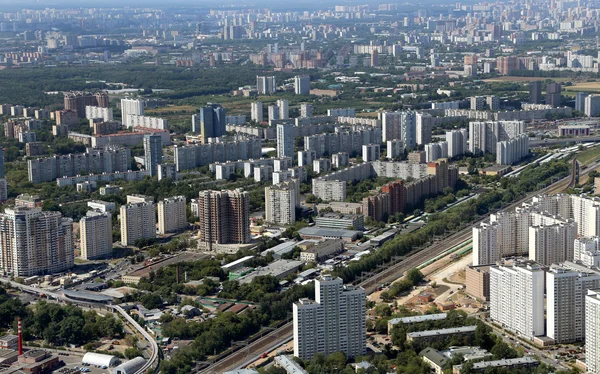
[299,239,344,262]
[406,325,477,344]
[315,213,364,231]
[452,357,538,374]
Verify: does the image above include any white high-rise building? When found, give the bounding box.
[473,203,578,266]
[381,111,417,148]
[574,237,600,268]
[268,105,280,121]
[300,103,313,118]
[586,289,600,374]
[415,112,432,145]
[0,207,73,276]
[547,263,600,344]
[386,139,405,160]
[277,99,289,120]
[265,181,297,225]
[251,101,264,123]
[277,123,294,159]
[362,144,380,162]
[584,95,600,117]
[469,121,525,155]
[157,196,187,234]
[496,134,529,165]
[489,262,545,340]
[120,198,156,246]
[446,129,468,158]
[256,76,276,95]
[80,210,113,260]
[293,275,366,360]
[425,142,448,162]
[294,75,311,95]
[120,98,144,127]
[528,222,577,266]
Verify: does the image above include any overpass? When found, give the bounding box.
[0,279,159,374]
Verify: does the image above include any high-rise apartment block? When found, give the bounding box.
[473,194,600,266]
[64,91,109,118]
[28,146,131,184]
[256,76,276,95]
[120,196,156,246]
[251,101,263,123]
[192,103,226,142]
[546,83,562,108]
[174,138,262,171]
[157,196,187,234]
[586,289,600,374]
[585,95,600,117]
[489,262,545,340]
[80,211,112,260]
[293,275,366,360]
[277,123,294,159]
[196,189,250,248]
[294,75,311,95]
[446,129,468,158]
[381,111,417,147]
[547,263,600,344]
[268,105,280,121]
[362,144,380,162]
[120,98,145,127]
[0,207,73,276]
[576,91,588,113]
[265,181,297,226]
[143,134,162,177]
[496,134,529,165]
[277,99,289,120]
[386,139,405,160]
[469,121,525,155]
[425,142,448,162]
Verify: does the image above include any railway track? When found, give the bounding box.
[200,159,600,373]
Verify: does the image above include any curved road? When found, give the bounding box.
[0,280,159,374]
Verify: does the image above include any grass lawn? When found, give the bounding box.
[576,145,600,165]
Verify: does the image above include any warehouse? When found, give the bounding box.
[114,357,147,374]
[81,352,120,368]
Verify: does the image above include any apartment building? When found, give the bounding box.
[265,182,297,226]
[120,197,156,246]
[293,275,366,360]
[489,262,545,340]
[157,196,187,234]
[120,98,144,127]
[586,289,600,374]
[196,189,250,248]
[547,263,600,344]
[0,207,73,276]
[80,211,113,260]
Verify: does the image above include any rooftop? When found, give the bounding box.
[298,227,360,239]
[407,325,477,338]
[455,357,538,371]
[62,289,114,303]
[389,313,447,326]
[419,347,448,367]
[274,355,308,374]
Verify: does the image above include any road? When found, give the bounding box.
[0,279,159,374]
[199,160,600,373]
[530,136,600,147]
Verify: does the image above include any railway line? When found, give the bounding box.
[199,159,600,374]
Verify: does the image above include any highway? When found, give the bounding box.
[0,279,159,374]
[200,158,600,374]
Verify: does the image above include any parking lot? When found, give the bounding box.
[52,354,113,374]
